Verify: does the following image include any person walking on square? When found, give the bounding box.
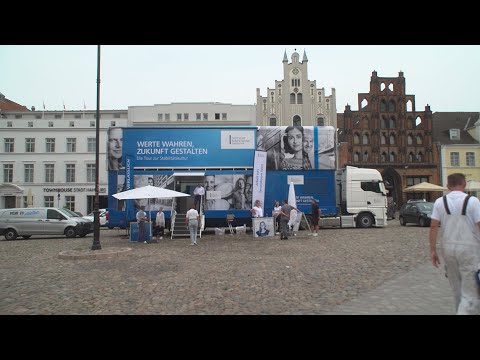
[429,173,480,315]
[136,205,149,243]
[185,204,200,246]
[279,199,293,240]
[155,207,165,240]
[273,200,282,234]
[310,199,321,236]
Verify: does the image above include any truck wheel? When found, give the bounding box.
[65,227,77,238]
[5,229,18,241]
[399,216,406,226]
[357,213,374,228]
[419,218,426,227]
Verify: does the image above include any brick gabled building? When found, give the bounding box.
[338,71,440,207]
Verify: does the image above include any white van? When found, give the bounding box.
[0,207,93,240]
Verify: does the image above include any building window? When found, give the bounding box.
[7,121,12,127]
[66,164,76,183]
[381,152,387,162]
[4,138,14,152]
[450,152,459,166]
[35,115,41,119]
[317,118,324,126]
[389,117,396,128]
[362,133,369,145]
[297,93,303,104]
[353,133,360,145]
[15,114,23,119]
[90,121,95,127]
[69,121,75,127]
[177,113,182,121]
[65,196,75,212]
[165,113,170,121]
[87,138,96,152]
[114,113,121,119]
[416,134,423,145]
[466,152,475,166]
[184,113,189,121]
[55,114,61,119]
[222,113,227,120]
[363,151,369,162]
[110,121,116,127]
[203,113,208,120]
[290,93,296,104]
[389,152,396,162]
[353,152,360,162]
[293,116,301,126]
[381,116,387,129]
[215,113,220,120]
[45,164,54,183]
[28,121,33,127]
[26,138,35,152]
[196,113,201,121]
[46,138,55,153]
[48,121,54,127]
[87,164,96,182]
[269,118,277,126]
[380,100,387,112]
[381,133,387,145]
[158,113,163,121]
[3,164,13,183]
[407,176,429,186]
[449,129,460,140]
[44,196,54,207]
[24,164,34,183]
[66,138,76,152]
[389,133,395,145]
[416,152,423,162]
[407,134,413,145]
[74,114,81,119]
[408,152,414,162]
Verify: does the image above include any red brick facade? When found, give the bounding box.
[338,71,440,207]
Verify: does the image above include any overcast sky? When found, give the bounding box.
[1,45,479,113]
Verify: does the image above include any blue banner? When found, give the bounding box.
[122,127,256,168]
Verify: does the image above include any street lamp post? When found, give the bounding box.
[91,45,102,251]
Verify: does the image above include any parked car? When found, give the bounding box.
[83,209,108,226]
[399,201,434,227]
[0,207,93,240]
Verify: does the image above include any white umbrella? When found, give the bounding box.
[113,185,190,224]
[288,182,297,208]
[465,180,480,191]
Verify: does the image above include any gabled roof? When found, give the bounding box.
[0,94,30,111]
[432,112,480,145]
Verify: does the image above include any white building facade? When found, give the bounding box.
[128,102,255,126]
[256,50,337,127]
[0,109,127,214]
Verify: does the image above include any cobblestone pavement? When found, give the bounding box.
[0,220,454,315]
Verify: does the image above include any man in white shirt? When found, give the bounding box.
[250,200,264,218]
[185,204,200,246]
[193,184,205,211]
[429,173,480,315]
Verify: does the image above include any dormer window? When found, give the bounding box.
[449,129,460,140]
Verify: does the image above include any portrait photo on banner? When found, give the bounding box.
[204,174,253,210]
[256,126,315,170]
[253,217,274,237]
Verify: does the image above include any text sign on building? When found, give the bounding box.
[123,128,255,168]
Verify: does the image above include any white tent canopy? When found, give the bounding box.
[112,185,190,200]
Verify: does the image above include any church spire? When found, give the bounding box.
[303,49,308,62]
[283,49,288,62]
